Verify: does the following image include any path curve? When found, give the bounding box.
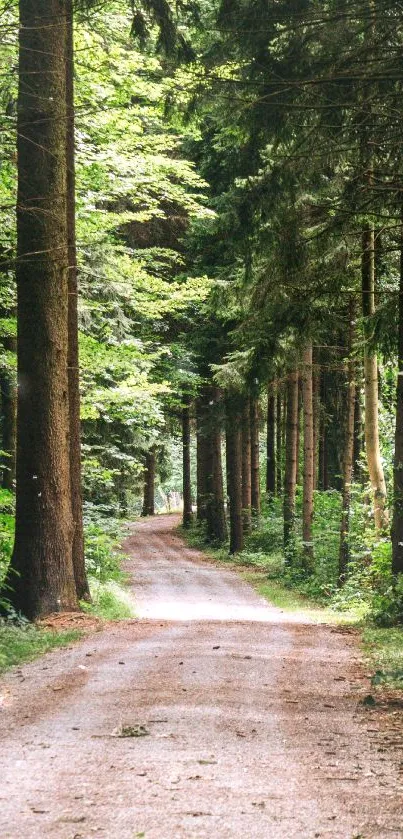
[0,514,402,838]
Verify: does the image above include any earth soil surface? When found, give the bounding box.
[0,514,402,838]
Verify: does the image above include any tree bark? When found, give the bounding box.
[302,345,314,568]
[226,396,243,554]
[392,215,403,575]
[318,371,328,491]
[312,363,320,491]
[182,397,193,528]
[276,386,282,494]
[196,386,227,542]
[339,305,356,583]
[250,396,261,517]
[196,396,208,522]
[284,371,299,549]
[353,383,363,483]
[362,226,388,530]
[241,398,252,533]
[266,382,276,496]
[142,447,156,516]
[66,1,90,601]
[4,1,78,619]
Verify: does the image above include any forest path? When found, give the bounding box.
[0,515,402,839]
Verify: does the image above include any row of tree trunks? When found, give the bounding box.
[196,387,227,542]
[250,396,261,517]
[339,304,357,583]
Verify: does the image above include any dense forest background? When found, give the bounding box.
[1,0,403,630]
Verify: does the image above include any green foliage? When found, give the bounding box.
[82,583,135,620]
[362,627,403,690]
[0,623,81,673]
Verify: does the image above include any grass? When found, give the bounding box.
[244,571,362,624]
[0,623,81,674]
[361,626,403,691]
[82,579,136,620]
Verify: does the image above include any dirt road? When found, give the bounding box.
[0,515,402,838]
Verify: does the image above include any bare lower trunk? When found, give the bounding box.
[266,382,276,496]
[276,387,282,494]
[142,448,156,516]
[182,397,193,528]
[250,396,260,517]
[392,216,403,575]
[302,345,314,568]
[312,364,320,491]
[318,371,328,491]
[284,371,299,549]
[241,398,252,533]
[66,1,89,601]
[4,0,77,619]
[226,396,243,554]
[339,306,356,583]
[362,226,388,530]
[196,396,208,522]
[353,384,363,483]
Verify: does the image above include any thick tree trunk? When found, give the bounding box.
[284,371,299,549]
[226,396,243,554]
[66,2,89,601]
[266,382,276,496]
[196,386,227,542]
[142,448,156,516]
[250,396,260,517]
[295,380,302,485]
[276,387,282,494]
[0,335,17,491]
[302,345,314,568]
[182,397,193,528]
[392,218,403,575]
[339,307,356,583]
[4,1,78,619]
[362,226,388,530]
[241,398,252,534]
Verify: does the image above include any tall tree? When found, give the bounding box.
[142,447,156,516]
[226,395,243,553]
[241,397,252,533]
[250,395,261,517]
[392,218,403,575]
[5,0,78,619]
[266,382,276,496]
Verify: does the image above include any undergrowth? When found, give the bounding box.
[0,622,81,673]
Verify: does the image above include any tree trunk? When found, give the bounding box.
[0,335,17,491]
[266,382,276,496]
[318,371,328,491]
[196,396,208,522]
[339,305,356,583]
[312,363,320,491]
[295,380,302,485]
[182,397,193,528]
[205,421,227,543]
[392,216,403,575]
[302,345,314,568]
[362,226,388,530]
[284,371,299,549]
[142,448,156,516]
[353,384,363,483]
[66,1,90,601]
[226,396,243,554]
[276,386,282,494]
[4,1,78,619]
[241,398,252,533]
[250,396,260,517]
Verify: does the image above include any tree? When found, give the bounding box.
[302,344,314,568]
[5,0,78,619]
[182,395,193,528]
[142,447,156,516]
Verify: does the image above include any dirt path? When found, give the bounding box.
[0,515,402,838]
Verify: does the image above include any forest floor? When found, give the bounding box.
[0,515,402,839]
